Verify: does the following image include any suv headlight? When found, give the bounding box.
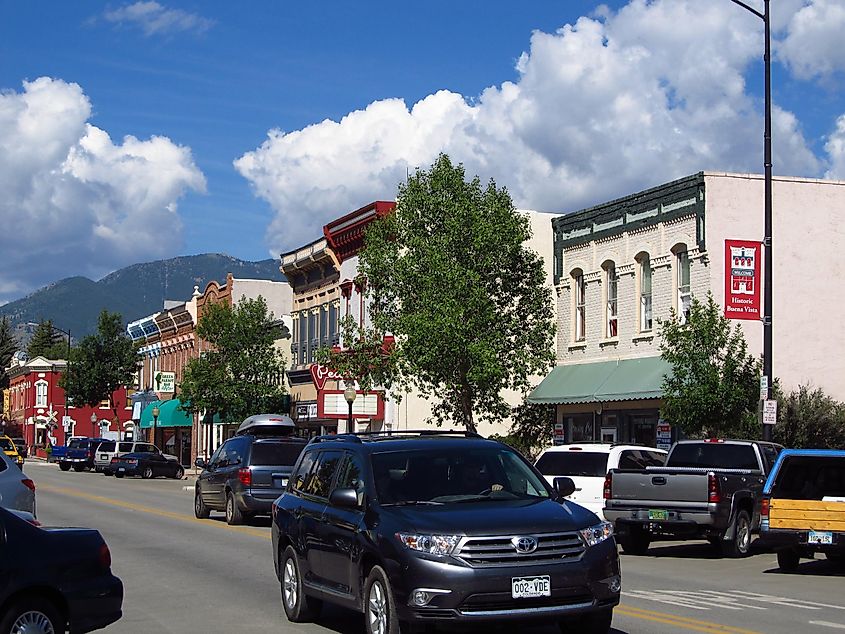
[397,533,461,556]
[580,521,613,547]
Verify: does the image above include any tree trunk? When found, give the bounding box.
[460,386,476,434]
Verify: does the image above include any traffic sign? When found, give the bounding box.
[763,399,777,425]
[759,375,769,401]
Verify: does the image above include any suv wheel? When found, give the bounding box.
[721,510,751,558]
[225,492,243,525]
[0,595,63,634]
[280,546,321,622]
[559,608,613,634]
[194,490,210,519]
[364,565,408,634]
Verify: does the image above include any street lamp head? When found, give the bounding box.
[152,405,160,418]
[344,385,357,405]
[90,413,97,424]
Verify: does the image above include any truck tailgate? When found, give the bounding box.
[770,499,845,531]
[611,470,710,504]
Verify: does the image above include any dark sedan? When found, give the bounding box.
[110,452,185,479]
[0,506,123,633]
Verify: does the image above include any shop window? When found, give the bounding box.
[638,254,653,332]
[604,262,618,338]
[572,270,586,342]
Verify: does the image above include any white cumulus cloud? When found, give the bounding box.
[237,0,827,256]
[825,114,845,179]
[102,1,214,37]
[0,77,206,302]
[778,0,845,80]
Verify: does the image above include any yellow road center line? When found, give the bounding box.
[38,483,271,540]
[617,604,762,634]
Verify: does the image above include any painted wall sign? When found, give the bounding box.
[310,364,342,390]
[724,239,762,321]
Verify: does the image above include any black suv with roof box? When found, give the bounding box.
[194,414,307,525]
[271,431,620,634]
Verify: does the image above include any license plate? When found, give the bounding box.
[808,530,833,545]
[511,575,551,599]
[648,509,669,520]
[118,467,125,472]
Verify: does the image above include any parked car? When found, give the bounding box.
[758,449,845,571]
[535,444,667,519]
[272,431,620,634]
[0,436,24,469]
[110,452,185,479]
[9,437,27,459]
[604,439,783,557]
[50,436,86,462]
[0,451,36,515]
[58,437,108,472]
[195,413,307,525]
[95,440,161,474]
[0,505,123,633]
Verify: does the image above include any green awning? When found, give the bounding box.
[528,357,671,405]
[139,399,193,428]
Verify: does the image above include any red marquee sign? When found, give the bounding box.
[310,363,343,391]
[724,239,761,321]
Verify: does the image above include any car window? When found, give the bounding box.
[618,450,666,470]
[668,443,760,470]
[223,438,247,466]
[771,456,845,500]
[118,442,134,452]
[334,453,366,506]
[250,442,306,467]
[535,451,609,477]
[136,444,158,454]
[291,451,318,493]
[69,439,87,449]
[301,451,343,499]
[761,444,780,471]
[0,457,7,473]
[0,438,14,451]
[99,441,116,453]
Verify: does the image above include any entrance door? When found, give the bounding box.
[601,427,618,443]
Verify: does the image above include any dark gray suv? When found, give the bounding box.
[272,431,620,634]
[194,415,307,525]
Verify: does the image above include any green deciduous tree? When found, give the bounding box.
[773,384,845,449]
[61,311,138,423]
[492,397,555,460]
[26,320,68,360]
[179,296,287,425]
[0,317,17,390]
[359,154,556,433]
[659,293,760,439]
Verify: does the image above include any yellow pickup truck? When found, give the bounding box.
[759,449,845,571]
[0,435,24,468]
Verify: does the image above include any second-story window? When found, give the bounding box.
[299,310,308,365]
[574,272,586,342]
[640,255,653,332]
[605,264,618,338]
[35,380,48,408]
[677,250,691,323]
[328,302,338,345]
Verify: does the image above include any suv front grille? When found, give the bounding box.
[455,532,585,567]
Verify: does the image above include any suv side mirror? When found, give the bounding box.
[554,476,576,499]
[195,458,207,469]
[329,487,360,509]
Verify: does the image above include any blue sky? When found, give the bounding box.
[1,1,844,304]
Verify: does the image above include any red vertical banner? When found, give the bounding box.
[724,239,762,320]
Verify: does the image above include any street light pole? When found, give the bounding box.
[343,385,357,435]
[152,405,160,448]
[730,0,773,441]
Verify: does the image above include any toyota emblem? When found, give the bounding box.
[511,536,538,554]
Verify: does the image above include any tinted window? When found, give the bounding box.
[224,438,248,466]
[0,438,14,451]
[0,456,7,472]
[771,456,845,500]
[761,444,780,471]
[69,439,87,449]
[136,444,157,454]
[118,442,134,452]
[335,454,366,506]
[618,450,666,470]
[250,442,305,467]
[292,451,317,492]
[536,451,609,477]
[667,443,760,470]
[301,451,343,498]
[99,441,116,452]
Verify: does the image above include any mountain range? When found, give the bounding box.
[0,254,285,340]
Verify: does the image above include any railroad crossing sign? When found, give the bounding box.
[46,407,58,424]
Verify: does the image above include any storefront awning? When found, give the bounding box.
[528,357,671,405]
[139,399,192,428]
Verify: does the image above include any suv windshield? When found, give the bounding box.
[251,442,305,466]
[0,438,15,451]
[99,441,116,452]
[372,446,550,505]
[668,443,759,470]
[69,439,88,449]
[536,451,609,477]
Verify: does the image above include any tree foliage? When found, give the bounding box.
[359,154,556,433]
[492,397,555,461]
[179,296,287,424]
[61,311,137,423]
[659,293,760,439]
[773,384,845,449]
[27,320,68,360]
[0,317,17,391]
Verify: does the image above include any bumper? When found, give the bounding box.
[111,465,141,476]
[65,573,124,634]
[759,528,845,554]
[606,505,727,537]
[238,490,285,515]
[389,538,620,623]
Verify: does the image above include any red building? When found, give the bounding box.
[6,354,134,457]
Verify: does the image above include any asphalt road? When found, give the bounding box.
[24,460,845,634]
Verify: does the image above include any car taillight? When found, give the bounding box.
[239,468,252,486]
[99,544,112,569]
[21,478,35,492]
[126,459,138,465]
[708,472,722,503]
[760,497,770,519]
[110,457,119,464]
[603,472,612,500]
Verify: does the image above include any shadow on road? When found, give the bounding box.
[629,539,770,560]
[763,557,845,577]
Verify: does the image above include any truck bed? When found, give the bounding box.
[770,499,845,531]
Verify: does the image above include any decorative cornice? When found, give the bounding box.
[584,271,602,283]
[617,263,636,276]
[652,255,672,269]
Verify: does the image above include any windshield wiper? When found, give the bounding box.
[382,500,444,506]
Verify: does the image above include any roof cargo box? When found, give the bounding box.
[235,413,296,437]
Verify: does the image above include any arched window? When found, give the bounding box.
[603,261,618,338]
[636,253,653,332]
[572,269,586,342]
